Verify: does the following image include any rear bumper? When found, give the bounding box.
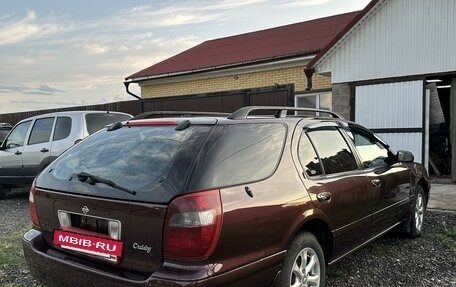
[23,229,283,287]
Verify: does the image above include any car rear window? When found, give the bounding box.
[187,123,287,191]
[45,124,212,203]
[85,113,132,135]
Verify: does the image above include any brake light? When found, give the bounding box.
[164,189,222,260]
[29,178,40,226]
[74,139,82,145]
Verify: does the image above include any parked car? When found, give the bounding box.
[0,122,12,144]
[0,111,132,195]
[23,106,429,287]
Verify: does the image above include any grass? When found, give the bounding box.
[366,241,399,255]
[0,228,28,268]
[437,226,456,254]
[326,266,347,277]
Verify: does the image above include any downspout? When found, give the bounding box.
[124,82,144,113]
[304,68,315,91]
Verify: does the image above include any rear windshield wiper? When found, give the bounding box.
[77,172,136,195]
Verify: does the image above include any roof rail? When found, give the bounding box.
[227,106,341,120]
[132,111,229,120]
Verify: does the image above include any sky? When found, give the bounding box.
[0,0,370,114]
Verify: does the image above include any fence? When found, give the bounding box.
[0,85,294,125]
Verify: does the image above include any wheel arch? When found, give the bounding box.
[416,177,430,207]
[290,210,334,263]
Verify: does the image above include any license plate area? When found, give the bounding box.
[56,210,122,262]
[53,230,123,263]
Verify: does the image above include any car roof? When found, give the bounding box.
[129,106,350,126]
[17,110,132,124]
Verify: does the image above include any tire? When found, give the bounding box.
[407,185,426,238]
[280,232,326,287]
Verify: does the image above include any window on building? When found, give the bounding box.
[295,92,332,115]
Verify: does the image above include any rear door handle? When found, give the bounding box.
[371,179,381,188]
[14,150,22,155]
[40,148,49,153]
[317,192,331,202]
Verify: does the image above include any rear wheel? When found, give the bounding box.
[280,232,325,287]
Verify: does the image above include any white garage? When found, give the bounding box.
[307,0,456,181]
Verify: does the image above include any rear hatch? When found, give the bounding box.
[34,118,215,276]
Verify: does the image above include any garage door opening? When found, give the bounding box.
[426,75,455,182]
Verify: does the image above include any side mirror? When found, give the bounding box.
[397,150,414,162]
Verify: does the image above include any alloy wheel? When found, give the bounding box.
[415,193,424,232]
[290,247,320,287]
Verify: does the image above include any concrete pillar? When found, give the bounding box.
[331,83,353,120]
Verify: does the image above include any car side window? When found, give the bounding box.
[298,132,323,177]
[307,127,358,175]
[53,117,72,141]
[188,123,287,190]
[345,126,391,169]
[28,117,55,145]
[4,121,32,149]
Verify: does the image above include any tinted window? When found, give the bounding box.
[298,132,323,177]
[307,128,358,174]
[29,117,55,145]
[4,121,31,149]
[85,113,132,134]
[53,117,72,141]
[189,123,286,190]
[51,125,211,203]
[345,126,390,168]
[0,129,11,143]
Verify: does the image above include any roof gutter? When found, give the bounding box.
[124,82,144,113]
[125,55,315,84]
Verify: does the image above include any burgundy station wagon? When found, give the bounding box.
[23,106,430,287]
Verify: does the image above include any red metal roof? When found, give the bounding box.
[127,11,359,81]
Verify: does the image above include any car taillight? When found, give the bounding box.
[74,139,82,145]
[164,189,222,261]
[29,178,40,226]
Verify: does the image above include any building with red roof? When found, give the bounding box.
[125,11,358,111]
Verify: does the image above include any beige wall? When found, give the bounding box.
[141,65,331,98]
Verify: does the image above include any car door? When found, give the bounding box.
[342,124,411,237]
[0,120,32,184]
[22,117,55,183]
[295,122,372,260]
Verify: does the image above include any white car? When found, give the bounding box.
[0,111,132,195]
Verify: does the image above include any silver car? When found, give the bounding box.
[0,111,132,195]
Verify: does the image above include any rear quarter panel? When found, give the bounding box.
[206,128,326,280]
